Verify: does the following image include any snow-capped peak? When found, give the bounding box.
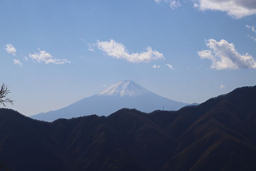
[98,80,149,97]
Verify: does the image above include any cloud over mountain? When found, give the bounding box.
[152,64,161,69]
[198,39,256,70]
[154,0,181,9]
[96,40,164,63]
[5,44,16,56]
[13,59,23,66]
[166,63,174,70]
[29,50,70,64]
[194,0,256,18]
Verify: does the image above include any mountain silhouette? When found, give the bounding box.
[0,85,256,170]
[33,80,187,121]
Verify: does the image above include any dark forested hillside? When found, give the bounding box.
[0,85,256,171]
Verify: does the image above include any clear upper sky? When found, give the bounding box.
[1,0,256,115]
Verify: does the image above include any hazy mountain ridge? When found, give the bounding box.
[33,80,187,121]
[0,85,256,170]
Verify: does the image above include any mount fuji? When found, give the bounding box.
[32,80,187,121]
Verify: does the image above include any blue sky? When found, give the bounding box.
[1,0,256,115]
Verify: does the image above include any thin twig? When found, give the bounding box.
[0,84,13,106]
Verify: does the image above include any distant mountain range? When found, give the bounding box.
[33,80,187,121]
[0,85,256,171]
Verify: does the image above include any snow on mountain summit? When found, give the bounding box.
[99,80,149,96]
[33,80,188,121]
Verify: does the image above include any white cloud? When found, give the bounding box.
[29,50,70,64]
[5,44,16,56]
[248,35,256,42]
[152,64,161,69]
[169,0,181,9]
[88,47,95,52]
[88,43,95,52]
[220,84,225,89]
[198,39,256,70]
[246,25,256,42]
[96,40,164,63]
[13,59,22,66]
[246,25,256,33]
[194,0,256,18]
[166,63,174,70]
[154,0,181,9]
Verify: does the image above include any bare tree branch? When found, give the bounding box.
[0,84,13,106]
